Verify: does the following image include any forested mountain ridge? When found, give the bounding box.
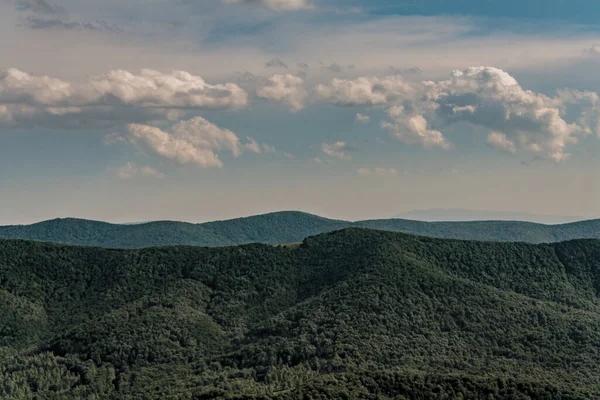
[3,228,600,398]
[1,211,600,248]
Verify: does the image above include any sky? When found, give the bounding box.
[1,0,600,224]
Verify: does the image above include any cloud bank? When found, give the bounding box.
[317,66,599,161]
[257,74,307,111]
[0,68,248,128]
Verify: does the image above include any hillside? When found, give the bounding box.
[2,229,600,398]
[1,211,600,248]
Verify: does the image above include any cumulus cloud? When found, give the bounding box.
[124,117,267,168]
[426,66,586,161]
[222,0,314,11]
[256,74,307,111]
[382,107,451,149]
[355,113,370,123]
[486,132,516,153]
[322,141,352,160]
[318,66,599,161]
[557,88,600,137]
[315,75,415,106]
[357,167,398,176]
[116,162,164,179]
[0,68,248,128]
[244,137,262,153]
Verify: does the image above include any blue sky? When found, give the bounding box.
[1,0,600,224]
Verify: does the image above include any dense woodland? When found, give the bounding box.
[1,211,600,248]
[2,228,600,398]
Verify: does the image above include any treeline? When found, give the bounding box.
[2,211,600,248]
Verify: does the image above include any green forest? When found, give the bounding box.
[2,228,600,398]
[1,211,600,248]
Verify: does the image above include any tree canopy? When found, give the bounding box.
[2,228,600,398]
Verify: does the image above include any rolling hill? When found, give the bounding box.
[2,229,600,398]
[1,211,600,248]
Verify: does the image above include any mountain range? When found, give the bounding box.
[2,228,600,398]
[393,208,590,224]
[2,211,600,248]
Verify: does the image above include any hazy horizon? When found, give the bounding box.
[1,208,597,227]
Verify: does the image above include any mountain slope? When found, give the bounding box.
[2,229,600,398]
[1,211,600,248]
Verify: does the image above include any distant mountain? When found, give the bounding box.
[394,208,588,224]
[1,211,600,248]
[2,229,600,398]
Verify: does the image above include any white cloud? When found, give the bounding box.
[322,141,351,160]
[425,66,587,161]
[357,167,398,176]
[256,74,307,111]
[557,88,600,137]
[244,137,262,153]
[315,75,414,106]
[319,66,599,161]
[116,162,164,179]
[0,68,248,128]
[125,116,265,168]
[355,113,370,123]
[382,107,451,150]
[222,0,314,11]
[487,132,516,153]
